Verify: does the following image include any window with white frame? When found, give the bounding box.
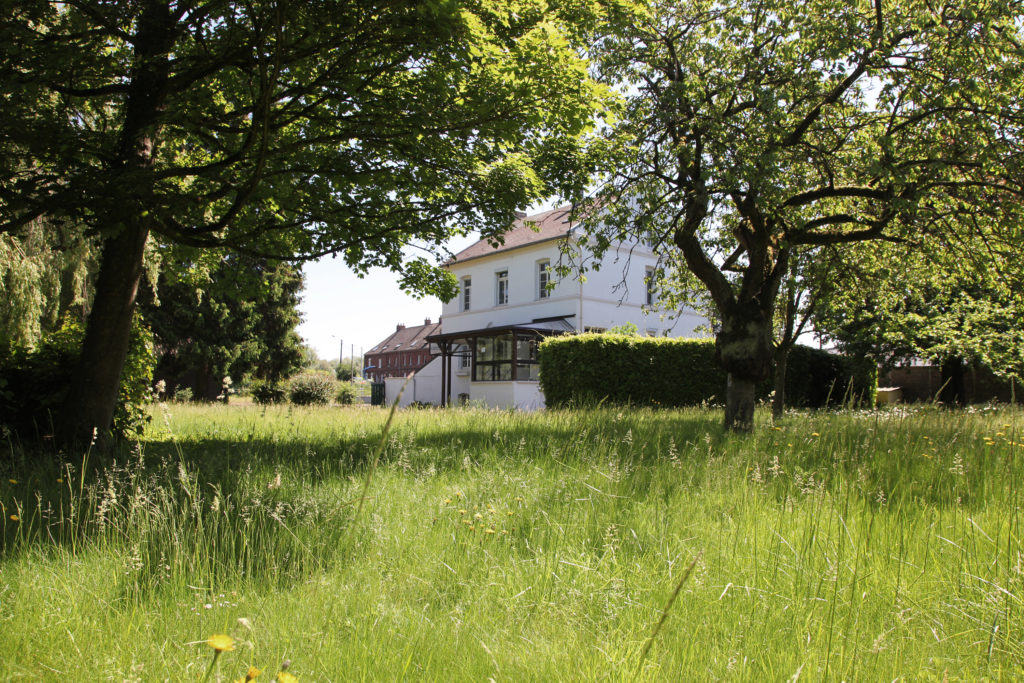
[537,260,551,299]
[645,267,656,306]
[496,269,509,305]
[462,276,472,311]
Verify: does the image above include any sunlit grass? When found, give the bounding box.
[0,402,1021,679]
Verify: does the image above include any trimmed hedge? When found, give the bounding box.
[538,334,875,409]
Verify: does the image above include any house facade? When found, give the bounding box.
[383,206,708,409]
[363,319,440,382]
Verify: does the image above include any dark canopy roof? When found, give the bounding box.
[425,315,575,347]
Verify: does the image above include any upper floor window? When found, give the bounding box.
[462,277,472,311]
[537,260,551,299]
[496,270,509,305]
[645,267,656,306]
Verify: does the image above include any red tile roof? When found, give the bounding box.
[449,206,574,264]
[367,320,441,354]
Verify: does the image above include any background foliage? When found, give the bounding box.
[0,316,154,440]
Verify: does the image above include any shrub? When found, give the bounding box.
[287,372,334,406]
[0,316,155,440]
[335,382,357,405]
[539,334,874,409]
[172,386,193,403]
[249,379,286,405]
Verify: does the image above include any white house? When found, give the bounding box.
[384,206,707,409]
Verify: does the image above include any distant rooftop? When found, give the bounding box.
[367,319,440,354]
[449,206,574,264]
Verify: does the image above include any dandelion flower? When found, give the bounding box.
[8,479,16,484]
[474,513,483,520]
[207,634,235,652]
[277,672,298,683]
[485,528,496,534]
[9,514,18,522]
[811,432,820,437]
[245,666,261,680]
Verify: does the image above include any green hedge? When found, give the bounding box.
[538,334,875,409]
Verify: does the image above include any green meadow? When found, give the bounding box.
[1,403,1022,681]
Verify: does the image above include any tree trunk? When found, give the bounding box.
[725,373,757,432]
[58,0,174,444]
[60,225,150,443]
[716,304,775,432]
[772,348,789,419]
[940,356,968,407]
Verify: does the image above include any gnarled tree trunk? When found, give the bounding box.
[716,303,774,432]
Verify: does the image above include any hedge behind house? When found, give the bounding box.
[538,334,875,409]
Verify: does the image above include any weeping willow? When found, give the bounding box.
[0,220,97,347]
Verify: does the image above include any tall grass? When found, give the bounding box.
[0,402,1021,680]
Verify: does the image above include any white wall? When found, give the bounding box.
[441,236,706,338]
[383,356,443,407]
[441,240,580,333]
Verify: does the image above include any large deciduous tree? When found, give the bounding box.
[577,0,1024,430]
[0,0,606,441]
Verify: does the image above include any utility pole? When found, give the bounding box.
[339,338,344,364]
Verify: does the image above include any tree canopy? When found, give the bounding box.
[576,0,1024,429]
[0,0,609,440]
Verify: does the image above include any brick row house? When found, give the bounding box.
[363,319,440,382]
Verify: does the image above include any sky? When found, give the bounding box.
[296,233,478,362]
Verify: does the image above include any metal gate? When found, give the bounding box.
[370,382,386,406]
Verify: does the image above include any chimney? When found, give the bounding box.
[424,318,431,326]
[396,323,405,331]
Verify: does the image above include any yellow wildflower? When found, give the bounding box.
[246,666,261,680]
[207,634,235,652]
[996,432,1005,437]
[277,672,298,683]
[485,528,495,534]
[811,432,820,437]
[8,479,16,484]
[458,509,467,515]
[474,513,483,520]
[9,514,18,522]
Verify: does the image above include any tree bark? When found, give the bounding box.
[940,355,968,407]
[59,0,174,444]
[60,224,150,443]
[772,348,789,419]
[717,304,774,432]
[725,374,757,432]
